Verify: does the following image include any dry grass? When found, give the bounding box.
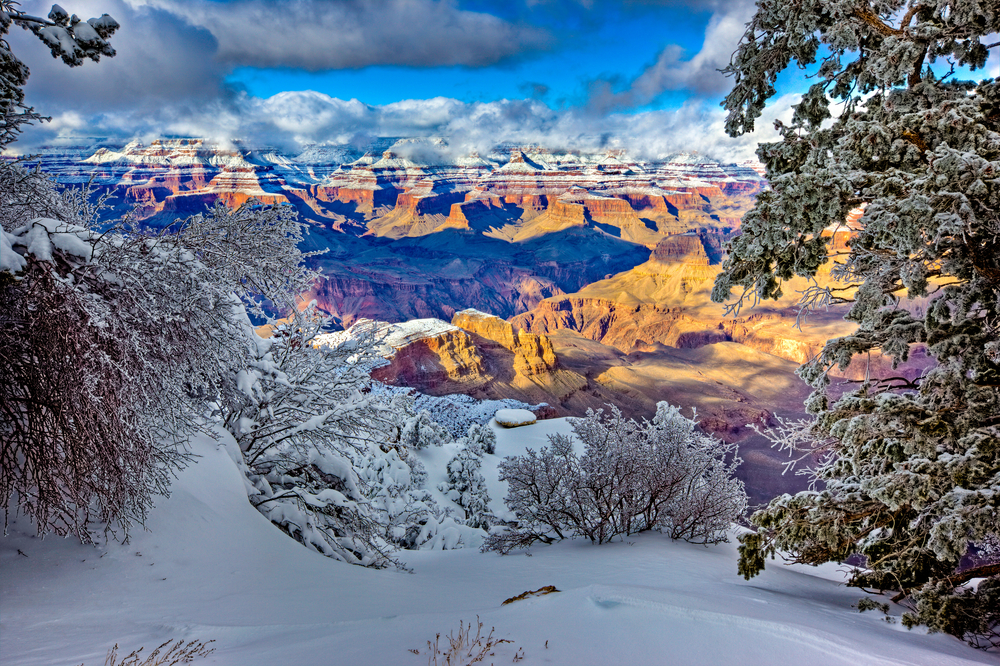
[412,616,515,666]
[79,639,215,666]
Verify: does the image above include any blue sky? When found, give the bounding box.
[5,0,827,159]
[225,3,715,110]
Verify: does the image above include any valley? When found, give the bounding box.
[29,137,862,502]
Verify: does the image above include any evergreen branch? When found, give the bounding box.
[852,8,903,37]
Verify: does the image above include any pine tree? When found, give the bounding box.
[1,3,119,145]
[441,440,492,530]
[400,410,452,450]
[464,422,497,455]
[713,0,1000,649]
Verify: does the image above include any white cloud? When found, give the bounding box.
[6,0,790,162]
[16,89,799,163]
[589,0,755,110]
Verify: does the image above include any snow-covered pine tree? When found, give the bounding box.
[440,439,492,530]
[713,0,1000,649]
[400,410,452,450]
[1,3,119,145]
[465,422,497,455]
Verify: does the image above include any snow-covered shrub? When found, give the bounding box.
[484,403,747,554]
[465,422,497,455]
[224,310,403,566]
[1,151,315,540]
[400,410,452,450]
[439,440,493,530]
[224,309,476,566]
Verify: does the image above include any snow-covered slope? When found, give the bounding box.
[1,422,991,666]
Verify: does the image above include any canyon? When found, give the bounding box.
[30,138,763,323]
[24,137,883,502]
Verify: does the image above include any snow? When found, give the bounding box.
[494,408,537,427]
[1,230,27,273]
[376,387,543,438]
[315,317,459,356]
[1,423,993,666]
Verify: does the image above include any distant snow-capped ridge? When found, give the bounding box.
[37,136,764,172]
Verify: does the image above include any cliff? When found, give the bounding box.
[652,233,712,265]
[451,308,557,376]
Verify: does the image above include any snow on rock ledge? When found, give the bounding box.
[315,317,459,358]
[494,408,537,428]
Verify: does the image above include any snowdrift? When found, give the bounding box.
[1,421,992,666]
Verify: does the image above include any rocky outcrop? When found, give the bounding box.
[513,293,853,366]
[720,314,823,365]
[371,327,486,387]
[652,234,712,265]
[451,309,557,376]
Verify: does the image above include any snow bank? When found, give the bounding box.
[314,317,458,358]
[2,424,993,666]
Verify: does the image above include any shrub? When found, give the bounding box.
[224,309,477,566]
[484,403,747,553]
[439,440,493,530]
[78,639,215,666]
[413,617,514,666]
[1,175,314,540]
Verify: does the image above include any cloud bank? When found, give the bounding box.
[130,0,551,69]
[15,89,799,163]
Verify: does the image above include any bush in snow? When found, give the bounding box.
[400,410,452,450]
[223,310,478,566]
[90,638,216,666]
[0,105,320,539]
[1,178,315,540]
[464,422,497,455]
[439,439,493,530]
[223,309,404,566]
[484,403,747,554]
[0,4,322,543]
